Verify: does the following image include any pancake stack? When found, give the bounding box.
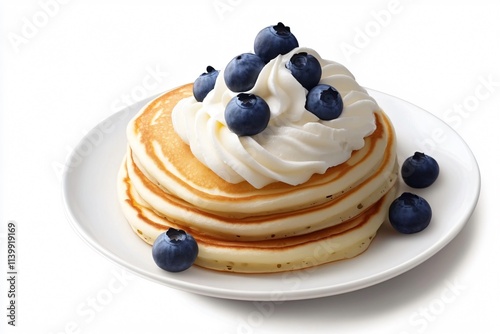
[117,82,398,273]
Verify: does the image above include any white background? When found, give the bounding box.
[0,0,498,333]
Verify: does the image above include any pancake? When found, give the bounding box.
[117,83,398,273]
[127,84,395,216]
[125,145,397,241]
[118,159,397,273]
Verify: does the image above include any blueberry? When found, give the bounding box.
[305,84,343,120]
[254,22,299,63]
[389,192,432,234]
[152,228,198,272]
[401,152,439,188]
[224,53,265,92]
[225,93,270,136]
[193,66,219,102]
[286,52,322,90]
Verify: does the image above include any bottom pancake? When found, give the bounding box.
[118,159,397,273]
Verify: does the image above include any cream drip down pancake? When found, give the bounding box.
[117,25,398,273]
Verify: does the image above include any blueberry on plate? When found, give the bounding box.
[286,52,322,90]
[224,53,265,92]
[401,152,439,188]
[193,66,219,102]
[254,22,299,63]
[305,84,343,120]
[389,192,432,234]
[152,228,198,272]
[225,93,270,136]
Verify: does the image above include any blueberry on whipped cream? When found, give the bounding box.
[254,22,299,63]
[193,66,219,102]
[305,84,343,120]
[224,53,265,92]
[225,93,271,136]
[286,52,322,90]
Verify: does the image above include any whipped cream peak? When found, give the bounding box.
[171,47,378,188]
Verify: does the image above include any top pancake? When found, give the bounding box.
[127,84,396,216]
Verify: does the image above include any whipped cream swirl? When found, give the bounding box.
[172,47,378,188]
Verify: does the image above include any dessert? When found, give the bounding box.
[117,23,399,273]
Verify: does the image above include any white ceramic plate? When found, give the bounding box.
[62,89,480,301]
